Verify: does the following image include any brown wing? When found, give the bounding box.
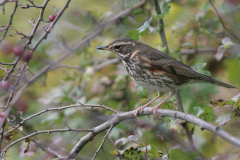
[139,48,236,88]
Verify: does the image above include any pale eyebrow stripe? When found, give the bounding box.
[113,41,132,46]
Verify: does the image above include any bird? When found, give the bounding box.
[97,37,236,116]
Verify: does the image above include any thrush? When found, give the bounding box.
[97,37,236,116]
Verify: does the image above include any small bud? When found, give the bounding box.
[49,15,56,21]
[13,46,24,56]
[22,51,32,62]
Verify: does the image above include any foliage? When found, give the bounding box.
[0,0,239,159]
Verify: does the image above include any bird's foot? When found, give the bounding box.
[150,107,161,120]
[135,106,148,117]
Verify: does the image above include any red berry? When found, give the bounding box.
[1,81,10,90]
[0,112,5,118]
[13,46,24,56]
[22,51,32,62]
[49,15,56,21]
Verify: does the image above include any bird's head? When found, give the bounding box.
[97,37,138,60]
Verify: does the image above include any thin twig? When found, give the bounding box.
[2,128,92,156]
[7,120,61,158]
[0,1,18,43]
[0,62,15,65]
[0,0,71,129]
[152,0,169,53]
[92,125,114,160]
[175,91,196,151]
[4,103,117,137]
[152,0,196,151]
[178,48,217,55]
[208,0,239,41]
[157,134,169,159]
[108,134,123,160]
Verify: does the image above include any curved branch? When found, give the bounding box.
[208,0,239,41]
[64,107,240,159]
[2,128,92,156]
[0,1,18,43]
[4,103,117,137]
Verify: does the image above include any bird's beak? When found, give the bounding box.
[97,46,109,50]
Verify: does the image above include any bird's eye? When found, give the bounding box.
[114,45,121,50]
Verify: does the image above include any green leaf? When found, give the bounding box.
[126,30,139,41]
[156,1,171,20]
[4,126,23,142]
[139,30,146,36]
[193,106,205,118]
[137,85,148,98]
[191,63,211,76]
[132,8,143,15]
[216,113,231,126]
[199,106,214,121]
[123,147,140,160]
[169,46,182,58]
[157,43,168,54]
[137,17,152,33]
[169,148,201,160]
[234,96,240,109]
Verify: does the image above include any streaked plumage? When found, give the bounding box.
[97,37,236,115]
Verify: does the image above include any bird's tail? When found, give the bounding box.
[210,79,236,88]
[199,75,237,89]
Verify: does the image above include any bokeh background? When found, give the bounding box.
[0,0,240,159]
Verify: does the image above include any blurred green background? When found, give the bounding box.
[0,0,240,159]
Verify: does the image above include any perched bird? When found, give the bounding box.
[97,37,236,116]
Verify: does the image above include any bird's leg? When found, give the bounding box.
[135,92,164,116]
[151,90,175,116]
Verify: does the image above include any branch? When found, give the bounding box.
[50,58,120,72]
[93,58,120,71]
[178,48,217,55]
[2,128,92,156]
[0,1,18,43]
[92,125,113,160]
[7,120,60,158]
[152,0,195,150]
[4,103,117,137]
[208,0,239,41]
[63,107,240,159]
[152,0,169,53]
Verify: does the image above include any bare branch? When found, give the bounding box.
[92,125,114,160]
[94,58,120,71]
[109,135,123,160]
[63,107,240,159]
[152,0,169,53]
[152,0,196,150]
[208,0,239,41]
[0,1,18,43]
[4,103,117,137]
[7,120,61,158]
[178,48,217,55]
[2,128,92,156]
